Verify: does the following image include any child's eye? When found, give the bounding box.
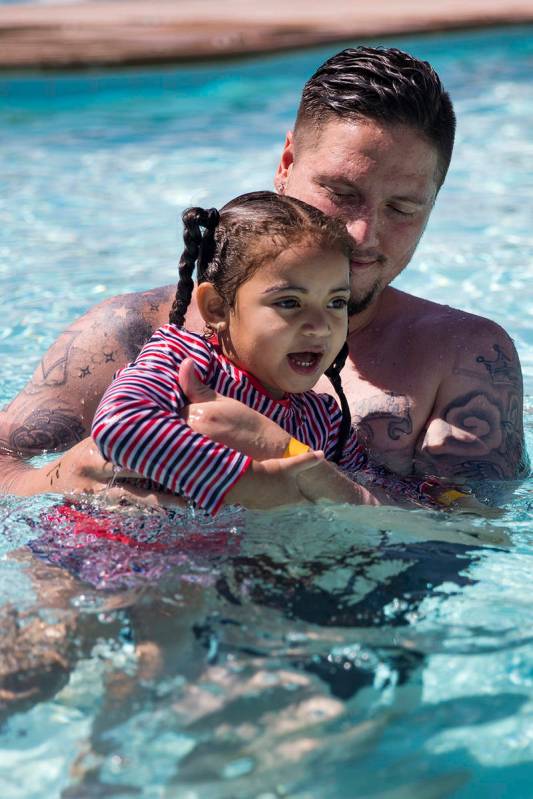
[273,298,299,309]
[328,297,349,310]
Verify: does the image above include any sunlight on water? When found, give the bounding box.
[0,25,532,799]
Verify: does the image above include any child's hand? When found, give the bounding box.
[225,450,325,509]
[180,357,291,460]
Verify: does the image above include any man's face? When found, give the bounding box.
[275,118,440,316]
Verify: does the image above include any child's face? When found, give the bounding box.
[222,243,350,398]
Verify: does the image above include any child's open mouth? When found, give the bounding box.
[287,351,323,374]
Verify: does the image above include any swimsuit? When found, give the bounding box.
[92,325,367,515]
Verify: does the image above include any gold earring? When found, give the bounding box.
[203,321,225,339]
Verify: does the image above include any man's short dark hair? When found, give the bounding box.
[294,46,456,187]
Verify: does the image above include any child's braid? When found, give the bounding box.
[169,207,220,328]
[324,341,351,463]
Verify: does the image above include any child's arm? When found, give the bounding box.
[91,328,315,515]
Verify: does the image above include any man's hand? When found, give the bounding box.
[180,358,291,460]
[225,450,325,509]
[9,437,188,509]
[296,459,384,506]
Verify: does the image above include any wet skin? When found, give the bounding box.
[275,120,439,316]
[276,119,526,478]
[0,119,526,491]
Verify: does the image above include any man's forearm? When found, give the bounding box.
[0,450,37,495]
[297,460,383,506]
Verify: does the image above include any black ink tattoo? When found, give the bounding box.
[46,461,62,487]
[79,366,91,379]
[354,393,413,446]
[453,342,520,387]
[103,351,116,363]
[10,410,85,454]
[358,410,413,445]
[105,286,174,361]
[420,387,527,479]
[499,391,529,476]
[116,316,153,362]
[21,331,82,396]
[446,460,506,481]
[476,345,519,387]
[440,391,501,452]
[387,412,413,441]
[40,330,81,387]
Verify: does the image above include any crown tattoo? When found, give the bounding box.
[476,345,518,386]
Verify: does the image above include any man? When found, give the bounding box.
[0,47,527,499]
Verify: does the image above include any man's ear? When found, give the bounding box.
[274,131,294,194]
[196,282,228,330]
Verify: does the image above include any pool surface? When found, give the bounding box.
[0,25,532,799]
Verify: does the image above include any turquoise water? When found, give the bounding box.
[0,25,532,799]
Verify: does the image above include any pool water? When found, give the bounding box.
[1,25,532,799]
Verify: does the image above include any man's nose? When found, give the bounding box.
[346,209,379,249]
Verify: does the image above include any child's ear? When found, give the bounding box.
[196,283,228,330]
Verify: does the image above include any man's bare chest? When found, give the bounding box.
[340,358,439,473]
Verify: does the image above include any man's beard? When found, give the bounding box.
[348,282,380,317]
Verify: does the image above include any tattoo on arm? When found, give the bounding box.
[476,344,520,387]
[107,295,158,362]
[46,461,62,488]
[1,288,172,465]
[116,316,153,362]
[9,409,85,454]
[420,342,528,480]
[21,331,82,395]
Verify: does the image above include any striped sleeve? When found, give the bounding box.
[91,326,251,515]
[318,394,368,472]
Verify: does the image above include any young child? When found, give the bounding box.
[92,192,467,516]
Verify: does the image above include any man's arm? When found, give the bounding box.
[415,321,528,481]
[0,286,174,494]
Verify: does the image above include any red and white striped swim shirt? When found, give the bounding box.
[92,325,366,515]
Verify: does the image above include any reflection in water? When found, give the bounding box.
[0,499,516,797]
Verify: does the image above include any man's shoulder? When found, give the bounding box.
[86,285,175,324]
[79,285,176,361]
[385,288,513,348]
